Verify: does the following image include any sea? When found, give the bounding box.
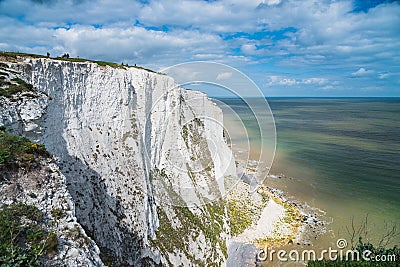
[216,97,400,251]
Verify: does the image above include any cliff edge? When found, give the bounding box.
[0,54,236,266]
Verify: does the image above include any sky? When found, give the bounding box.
[0,0,399,97]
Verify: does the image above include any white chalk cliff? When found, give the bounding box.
[1,57,237,266]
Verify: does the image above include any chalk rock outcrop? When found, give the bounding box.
[1,57,236,266]
[0,156,105,267]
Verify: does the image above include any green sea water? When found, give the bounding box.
[218,97,400,248]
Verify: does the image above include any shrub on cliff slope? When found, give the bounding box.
[0,77,36,98]
[0,128,58,266]
[0,128,50,180]
[0,203,58,267]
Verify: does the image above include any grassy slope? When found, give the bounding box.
[0,51,160,73]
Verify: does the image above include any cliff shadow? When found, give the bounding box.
[55,140,158,266]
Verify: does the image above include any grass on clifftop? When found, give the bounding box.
[0,51,160,73]
[0,51,44,59]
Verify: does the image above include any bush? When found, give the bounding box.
[0,131,50,166]
[0,203,58,266]
[0,131,50,180]
[0,77,36,98]
[51,208,64,221]
[226,198,253,236]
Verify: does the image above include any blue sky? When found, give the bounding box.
[0,0,399,96]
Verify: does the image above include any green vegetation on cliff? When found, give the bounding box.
[0,128,50,180]
[0,51,159,73]
[0,77,36,98]
[0,128,56,265]
[150,168,227,266]
[0,203,58,267]
[226,198,253,236]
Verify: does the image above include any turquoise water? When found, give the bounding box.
[218,97,400,247]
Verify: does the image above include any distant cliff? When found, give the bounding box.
[0,54,236,266]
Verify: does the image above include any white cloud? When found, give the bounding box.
[0,0,399,95]
[0,19,225,66]
[352,68,374,76]
[241,44,258,55]
[259,0,282,6]
[267,0,281,5]
[322,85,334,90]
[0,0,141,26]
[268,76,297,86]
[302,78,327,85]
[216,72,232,81]
[138,0,258,33]
[378,73,390,79]
[268,76,328,86]
[193,54,225,60]
[2,0,399,67]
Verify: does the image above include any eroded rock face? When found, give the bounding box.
[0,61,48,141]
[0,158,105,267]
[1,57,236,266]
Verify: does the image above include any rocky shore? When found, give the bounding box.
[225,153,328,266]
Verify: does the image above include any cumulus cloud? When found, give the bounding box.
[322,85,334,90]
[264,0,281,6]
[268,76,297,86]
[241,44,258,55]
[216,72,232,81]
[0,0,399,95]
[138,0,258,33]
[267,76,328,86]
[54,26,224,64]
[378,73,390,79]
[302,78,328,85]
[352,68,375,76]
[0,0,141,26]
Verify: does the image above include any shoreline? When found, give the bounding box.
[228,184,304,248]
[226,153,329,265]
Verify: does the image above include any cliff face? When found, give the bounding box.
[1,57,236,266]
